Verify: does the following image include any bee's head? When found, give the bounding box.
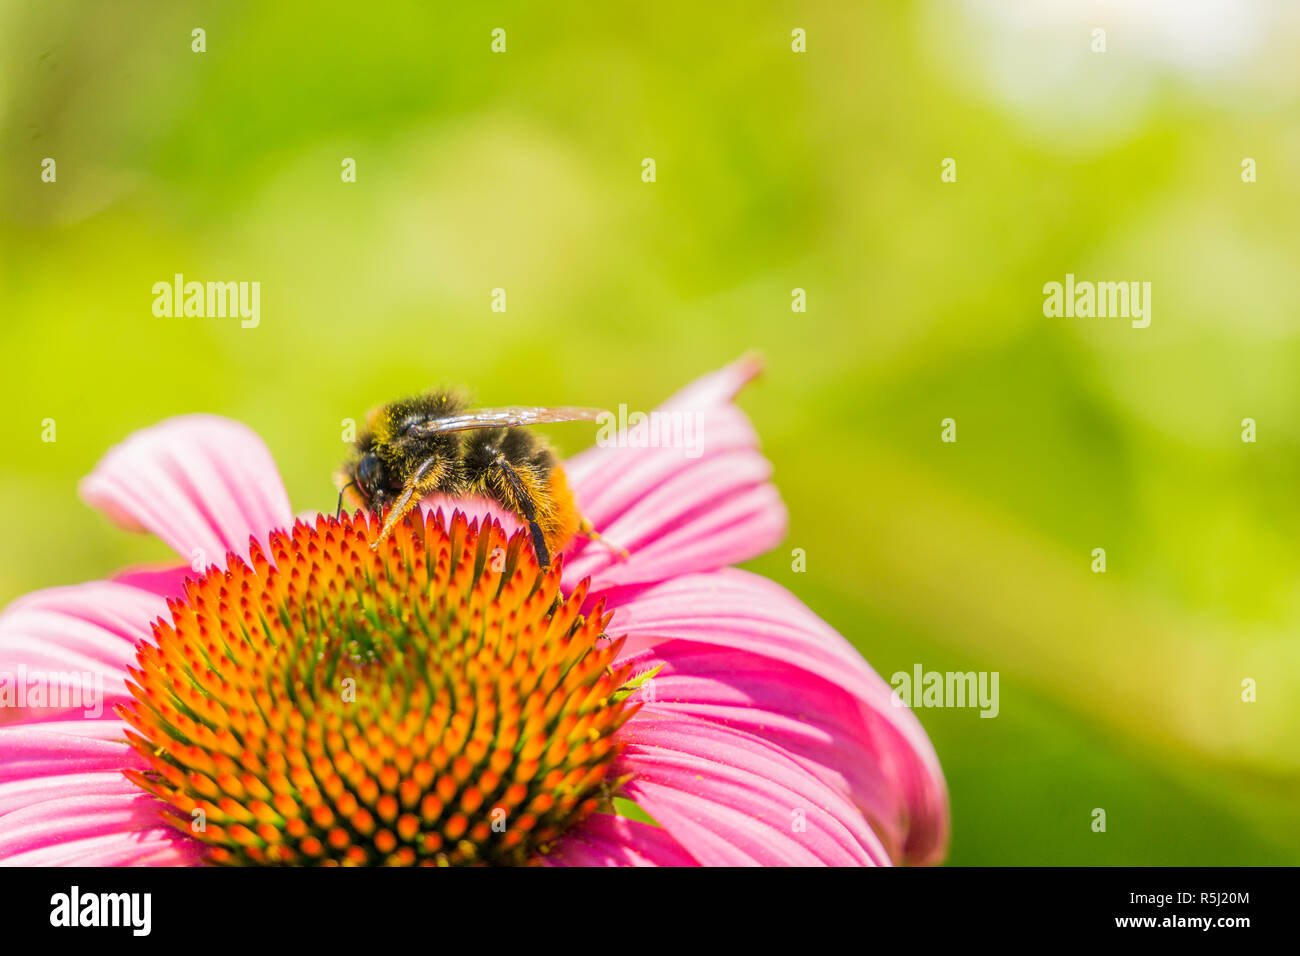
[352,450,387,506]
[338,433,393,515]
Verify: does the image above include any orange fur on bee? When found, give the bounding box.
[540,463,583,557]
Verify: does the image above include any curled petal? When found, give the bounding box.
[79,414,293,565]
[601,569,950,865]
[617,641,908,861]
[563,356,787,588]
[656,352,765,413]
[617,712,887,866]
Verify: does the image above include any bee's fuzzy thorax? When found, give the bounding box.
[367,389,469,444]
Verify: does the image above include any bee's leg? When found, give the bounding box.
[478,453,552,568]
[372,488,421,549]
[371,459,439,549]
[525,520,550,569]
[577,517,630,562]
[503,472,551,568]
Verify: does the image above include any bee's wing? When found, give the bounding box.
[406,406,608,435]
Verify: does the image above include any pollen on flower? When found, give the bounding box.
[119,508,637,866]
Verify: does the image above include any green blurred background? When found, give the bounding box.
[2,1,1297,864]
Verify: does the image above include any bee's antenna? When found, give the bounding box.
[336,480,358,519]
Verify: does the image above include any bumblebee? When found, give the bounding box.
[337,389,620,567]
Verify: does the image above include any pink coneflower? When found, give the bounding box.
[0,358,948,866]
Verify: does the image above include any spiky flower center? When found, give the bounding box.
[120,510,635,866]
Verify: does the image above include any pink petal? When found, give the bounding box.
[543,813,698,866]
[617,641,910,861]
[0,721,198,866]
[0,721,142,783]
[656,352,765,413]
[79,414,293,566]
[0,828,202,867]
[561,356,788,588]
[0,792,163,855]
[616,711,886,866]
[0,771,142,816]
[0,792,202,866]
[600,568,950,865]
[110,562,194,600]
[0,581,162,724]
